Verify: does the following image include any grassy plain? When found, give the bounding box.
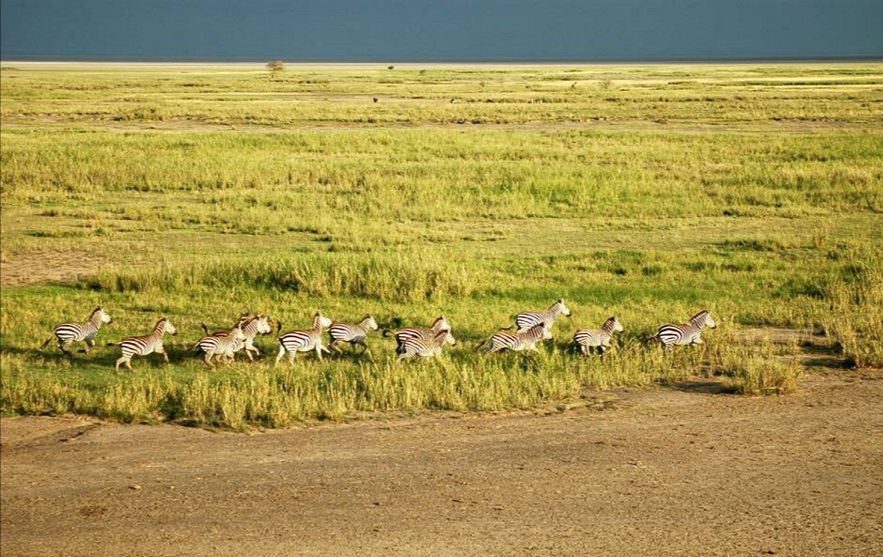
[1,62,881,429]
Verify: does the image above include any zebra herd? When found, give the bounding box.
[42,301,717,370]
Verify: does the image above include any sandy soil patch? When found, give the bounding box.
[2,369,881,557]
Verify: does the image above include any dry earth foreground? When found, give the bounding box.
[2,368,881,557]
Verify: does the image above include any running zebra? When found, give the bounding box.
[194,322,247,368]
[478,323,551,355]
[514,299,571,334]
[573,316,624,355]
[654,310,717,350]
[41,306,113,357]
[111,317,177,371]
[275,311,334,365]
[328,315,379,354]
[396,329,456,361]
[383,315,451,348]
[202,314,273,361]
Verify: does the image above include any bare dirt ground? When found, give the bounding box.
[2,369,882,557]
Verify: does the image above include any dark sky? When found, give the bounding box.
[2,0,882,62]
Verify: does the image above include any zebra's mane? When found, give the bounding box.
[691,310,710,321]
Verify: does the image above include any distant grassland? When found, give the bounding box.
[1,63,881,429]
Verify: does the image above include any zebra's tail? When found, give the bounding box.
[475,338,487,350]
[201,323,211,335]
[40,337,53,349]
[382,329,395,338]
[106,341,120,347]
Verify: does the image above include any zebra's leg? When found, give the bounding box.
[328,339,342,353]
[81,338,96,354]
[59,341,75,358]
[274,346,286,367]
[203,352,214,368]
[159,349,170,364]
[115,356,126,372]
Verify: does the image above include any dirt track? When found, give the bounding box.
[2,370,882,557]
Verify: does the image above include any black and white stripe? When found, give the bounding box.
[573,316,624,355]
[275,311,334,365]
[396,329,456,361]
[202,315,273,361]
[479,323,551,355]
[113,317,177,371]
[195,323,248,368]
[514,299,571,334]
[42,306,113,356]
[654,310,716,349]
[329,315,379,354]
[384,315,451,345]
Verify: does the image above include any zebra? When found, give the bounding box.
[514,299,571,334]
[328,315,379,354]
[202,314,273,361]
[111,317,177,371]
[478,323,551,355]
[396,329,456,361]
[41,306,113,357]
[194,323,248,368]
[654,310,717,350]
[275,311,334,365]
[383,315,451,349]
[573,316,624,355]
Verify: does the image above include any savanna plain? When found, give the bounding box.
[1,62,882,556]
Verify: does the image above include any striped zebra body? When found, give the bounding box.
[275,312,334,365]
[114,318,177,371]
[655,310,716,350]
[480,323,551,355]
[396,329,456,361]
[573,316,624,355]
[203,315,272,361]
[195,325,247,368]
[514,299,571,334]
[329,315,379,354]
[42,306,113,356]
[384,315,450,346]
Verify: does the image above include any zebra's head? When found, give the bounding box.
[92,306,113,325]
[554,299,572,318]
[157,318,177,336]
[314,311,333,329]
[702,311,716,329]
[432,315,450,332]
[436,328,456,347]
[362,315,379,331]
[254,315,273,335]
[606,316,624,334]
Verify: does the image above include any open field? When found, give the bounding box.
[1,62,882,428]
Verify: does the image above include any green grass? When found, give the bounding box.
[2,62,882,429]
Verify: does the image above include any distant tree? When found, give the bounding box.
[266,60,284,78]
